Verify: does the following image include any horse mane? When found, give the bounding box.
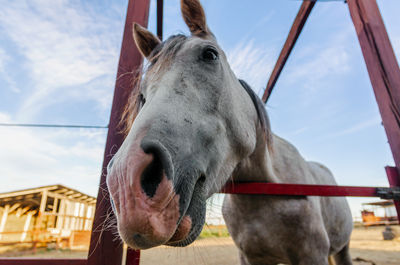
[238,79,273,151]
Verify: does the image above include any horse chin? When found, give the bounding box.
[166,203,206,247]
[165,220,204,247]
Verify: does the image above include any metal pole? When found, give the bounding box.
[87,1,150,264]
[262,1,315,103]
[157,0,164,40]
[385,167,400,221]
[348,0,400,221]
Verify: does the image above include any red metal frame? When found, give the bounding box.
[262,0,315,103]
[86,0,150,264]
[385,167,400,221]
[222,183,380,197]
[0,259,86,265]
[157,0,164,40]
[1,0,399,265]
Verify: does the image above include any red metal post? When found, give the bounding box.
[87,1,150,265]
[126,248,141,265]
[0,258,87,265]
[347,0,400,221]
[385,167,400,221]
[262,0,315,103]
[157,0,164,40]
[0,259,86,265]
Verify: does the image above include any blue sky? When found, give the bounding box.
[0,0,399,220]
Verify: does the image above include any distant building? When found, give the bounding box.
[0,184,96,250]
[361,200,398,226]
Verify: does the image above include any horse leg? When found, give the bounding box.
[239,253,249,265]
[239,252,278,265]
[333,244,352,265]
[290,257,329,265]
[328,255,336,265]
[288,245,330,265]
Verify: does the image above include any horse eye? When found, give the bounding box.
[202,47,218,61]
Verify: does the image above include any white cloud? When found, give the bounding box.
[0,112,11,123]
[0,47,19,92]
[226,39,274,96]
[0,111,107,196]
[0,0,122,120]
[0,48,7,72]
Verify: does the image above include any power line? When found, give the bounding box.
[0,123,108,129]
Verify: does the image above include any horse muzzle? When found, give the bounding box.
[107,136,192,249]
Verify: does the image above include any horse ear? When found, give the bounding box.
[132,23,161,58]
[181,0,209,37]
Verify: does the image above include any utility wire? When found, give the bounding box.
[0,123,108,129]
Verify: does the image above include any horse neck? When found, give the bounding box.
[231,125,309,184]
[231,123,279,183]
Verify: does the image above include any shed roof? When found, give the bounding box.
[0,184,96,210]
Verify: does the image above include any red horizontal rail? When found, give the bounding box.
[0,259,86,265]
[221,183,381,197]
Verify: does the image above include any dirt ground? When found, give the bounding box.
[1,226,399,264]
[140,226,400,265]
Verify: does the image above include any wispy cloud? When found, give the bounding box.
[288,126,309,136]
[0,0,122,120]
[284,31,352,93]
[320,115,382,140]
[226,39,275,96]
[0,47,18,92]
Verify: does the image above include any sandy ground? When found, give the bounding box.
[1,226,399,264]
[139,226,400,265]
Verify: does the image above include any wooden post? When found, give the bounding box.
[56,199,65,230]
[348,0,400,221]
[21,211,35,242]
[0,205,10,240]
[52,197,58,228]
[32,190,47,250]
[87,1,150,265]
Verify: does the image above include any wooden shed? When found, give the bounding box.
[0,185,96,250]
[361,200,399,226]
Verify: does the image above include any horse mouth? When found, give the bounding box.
[166,174,207,247]
[166,215,193,244]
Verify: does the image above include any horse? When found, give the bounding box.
[106,0,353,264]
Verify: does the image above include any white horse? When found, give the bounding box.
[106,0,353,264]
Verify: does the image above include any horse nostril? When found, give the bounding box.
[141,149,164,198]
[198,174,206,183]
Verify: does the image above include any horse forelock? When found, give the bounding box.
[147,34,188,74]
[119,34,189,136]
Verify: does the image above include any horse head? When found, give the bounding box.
[106,0,271,250]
